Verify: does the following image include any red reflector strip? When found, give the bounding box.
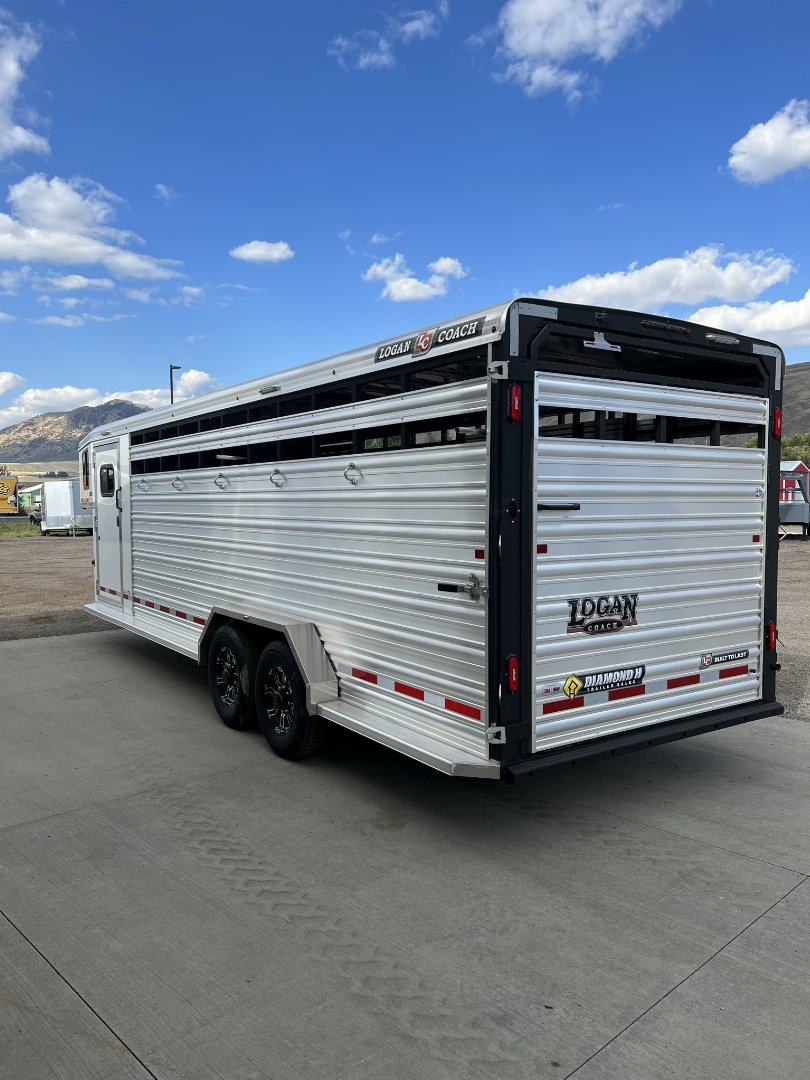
[668,674,701,689]
[193,616,206,626]
[108,588,117,596]
[122,592,129,600]
[395,681,425,701]
[773,407,782,438]
[719,664,749,679]
[159,605,170,613]
[537,543,548,555]
[132,596,141,604]
[352,668,378,684]
[144,600,155,608]
[474,548,485,560]
[608,684,646,701]
[445,698,481,721]
[175,610,187,620]
[752,534,761,543]
[543,696,584,715]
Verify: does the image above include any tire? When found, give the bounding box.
[207,624,257,730]
[254,640,325,759]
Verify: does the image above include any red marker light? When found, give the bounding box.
[773,408,782,438]
[507,655,520,693]
[508,383,522,424]
[767,622,777,651]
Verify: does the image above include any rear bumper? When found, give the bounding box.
[503,699,784,782]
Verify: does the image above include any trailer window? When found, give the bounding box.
[131,408,487,475]
[99,464,115,496]
[128,349,487,448]
[81,450,89,487]
[537,408,763,447]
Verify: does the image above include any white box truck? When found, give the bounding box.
[40,480,93,535]
[79,299,784,781]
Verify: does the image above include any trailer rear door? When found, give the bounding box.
[532,371,769,753]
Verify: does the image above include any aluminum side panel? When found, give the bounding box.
[127,390,489,758]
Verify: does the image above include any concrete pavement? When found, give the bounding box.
[1,628,809,1080]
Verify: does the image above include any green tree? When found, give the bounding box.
[782,432,810,466]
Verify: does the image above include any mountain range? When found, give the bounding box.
[0,400,149,463]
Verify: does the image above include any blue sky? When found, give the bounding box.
[1,0,810,427]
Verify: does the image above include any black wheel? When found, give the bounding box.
[207,624,257,730]
[255,641,325,759]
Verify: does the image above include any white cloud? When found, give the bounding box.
[47,274,115,291]
[0,371,24,396]
[690,290,810,348]
[363,252,467,301]
[728,100,810,185]
[0,173,182,279]
[370,230,403,245]
[0,310,15,322]
[124,288,152,303]
[229,240,294,263]
[428,256,466,279]
[33,313,131,328]
[329,3,449,70]
[329,31,396,70]
[154,182,177,204]
[493,0,682,103]
[185,334,208,344]
[0,15,50,159]
[58,297,82,310]
[542,246,794,308]
[338,228,351,241]
[0,369,220,429]
[0,266,30,293]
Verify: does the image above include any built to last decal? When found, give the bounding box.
[700,649,749,668]
[567,592,639,635]
[563,665,645,700]
[374,317,485,363]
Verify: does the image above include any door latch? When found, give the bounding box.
[438,573,487,601]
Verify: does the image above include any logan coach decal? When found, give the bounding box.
[563,665,645,700]
[567,592,639,635]
[374,317,485,363]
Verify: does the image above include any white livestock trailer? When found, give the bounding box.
[79,299,784,781]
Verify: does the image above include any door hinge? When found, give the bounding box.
[486,726,506,744]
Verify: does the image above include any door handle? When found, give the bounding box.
[537,502,581,511]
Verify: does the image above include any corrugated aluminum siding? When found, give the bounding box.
[533,373,768,753]
[127,380,489,758]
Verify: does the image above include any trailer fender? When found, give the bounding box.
[200,610,337,713]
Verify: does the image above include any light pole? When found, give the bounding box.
[169,364,181,405]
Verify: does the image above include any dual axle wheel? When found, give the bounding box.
[206,624,325,759]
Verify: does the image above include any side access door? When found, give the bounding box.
[93,442,123,606]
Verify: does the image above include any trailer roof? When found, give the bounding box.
[79,297,783,449]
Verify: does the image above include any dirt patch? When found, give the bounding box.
[0,535,113,641]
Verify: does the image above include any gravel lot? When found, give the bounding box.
[1,531,808,1079]
[0,534,112,641]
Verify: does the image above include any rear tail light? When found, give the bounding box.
[767,622,777,651]
[506,655,519,693]
[508,383,522,424]
[773,408,782,438]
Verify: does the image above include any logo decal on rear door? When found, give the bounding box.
[563,665,646,699]
[700,649,749,668]
[567,593,638,634]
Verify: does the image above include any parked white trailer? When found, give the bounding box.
[79,299,785,781]
[40,480,93,535]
